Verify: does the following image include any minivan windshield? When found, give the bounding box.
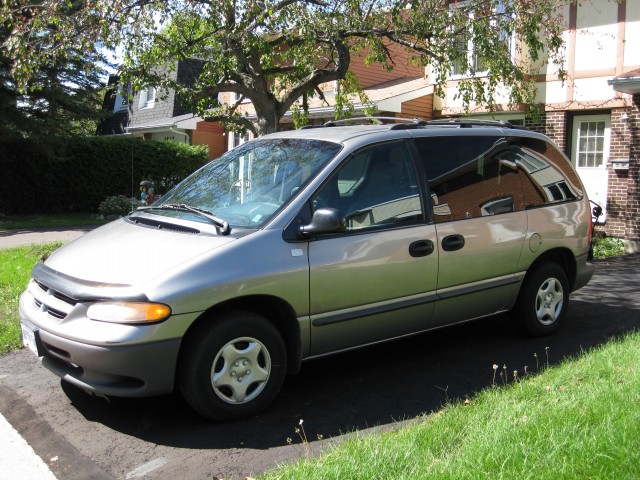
[150,138,342,229]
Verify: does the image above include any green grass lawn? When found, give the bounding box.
[0,212,106,231]
[262,331,640,480]
[0,243,61,354]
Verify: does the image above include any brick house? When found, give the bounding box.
[608,69,640,253]
[435,0,640,252]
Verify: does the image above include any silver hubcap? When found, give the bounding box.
[211,337,271,404]
[535,277,564,325]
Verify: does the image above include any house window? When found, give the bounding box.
[450,0,511,77]
[113,82,131,112]
[138,86,156,109]
[452,31,487,76]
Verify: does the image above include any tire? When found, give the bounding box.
[178,311,287,421]
[514,262,569,337]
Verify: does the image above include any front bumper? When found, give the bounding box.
[38,327,181,397]
[19,279,197,397]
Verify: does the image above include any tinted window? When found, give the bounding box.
[313,142,422,231]
[415,136,524,222]
[515,138,583,208]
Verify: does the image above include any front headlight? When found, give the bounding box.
[87,302,171,324]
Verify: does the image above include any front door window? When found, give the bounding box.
[576,120,606,168]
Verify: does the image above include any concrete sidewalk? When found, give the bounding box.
[0,226,96,249]
[1,224,98,478]
[0,412,57,480]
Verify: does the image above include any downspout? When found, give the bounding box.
[170,125,190,144]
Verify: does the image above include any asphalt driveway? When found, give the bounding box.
[1,255,639,479]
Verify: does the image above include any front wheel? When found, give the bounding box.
[178,311,287,421]
[513,262,569,337]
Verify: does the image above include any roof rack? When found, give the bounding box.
[425,118,528,130]
[300,116,428,129]
[298,116,529,131]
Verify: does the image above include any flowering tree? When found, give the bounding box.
[2,0,567,136]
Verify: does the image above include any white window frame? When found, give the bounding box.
[449,0,514,79]
[574,118,608,169]
[138,86,156,109]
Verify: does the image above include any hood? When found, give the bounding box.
[43,218,235,286]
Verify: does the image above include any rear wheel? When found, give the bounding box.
[514,262,569,337]
[178,311,287,421]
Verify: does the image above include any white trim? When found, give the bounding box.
[608,77,640,94]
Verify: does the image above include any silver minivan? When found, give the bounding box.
[19,119,595,421]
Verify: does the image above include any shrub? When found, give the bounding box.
[0,136,209,215]
[592,234,625,259]
[98,195,142,217]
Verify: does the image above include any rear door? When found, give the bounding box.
[307,141,439,356]
[412,134,528,327]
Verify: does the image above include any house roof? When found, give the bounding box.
[287,76,432,120]
[126,76,433,131]
[126,113,202,133]
[609,68,640,94]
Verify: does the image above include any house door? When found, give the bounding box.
[571,115,610,221]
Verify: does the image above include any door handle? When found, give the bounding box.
[409,240,434,257]
[442,234,465,252]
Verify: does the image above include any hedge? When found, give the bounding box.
[0,136,210,215]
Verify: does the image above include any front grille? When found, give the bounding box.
[33,299,67,319]
[35,280,78,306]
[30,280,79,320]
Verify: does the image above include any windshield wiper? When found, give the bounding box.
[138,204,231,235]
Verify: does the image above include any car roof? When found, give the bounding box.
[261,118,553,145]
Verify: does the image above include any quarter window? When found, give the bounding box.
[516,138,583,208]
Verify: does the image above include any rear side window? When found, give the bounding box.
[414,136,525,223]
[515,138,583,209]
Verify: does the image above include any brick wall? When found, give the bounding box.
[606,108,631,237]
[625,94,640,247]
[524,111,568,151]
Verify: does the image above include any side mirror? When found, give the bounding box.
[298,208,346,237]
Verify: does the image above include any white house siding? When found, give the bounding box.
[624,1,640,66]
[574,2,618,72]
